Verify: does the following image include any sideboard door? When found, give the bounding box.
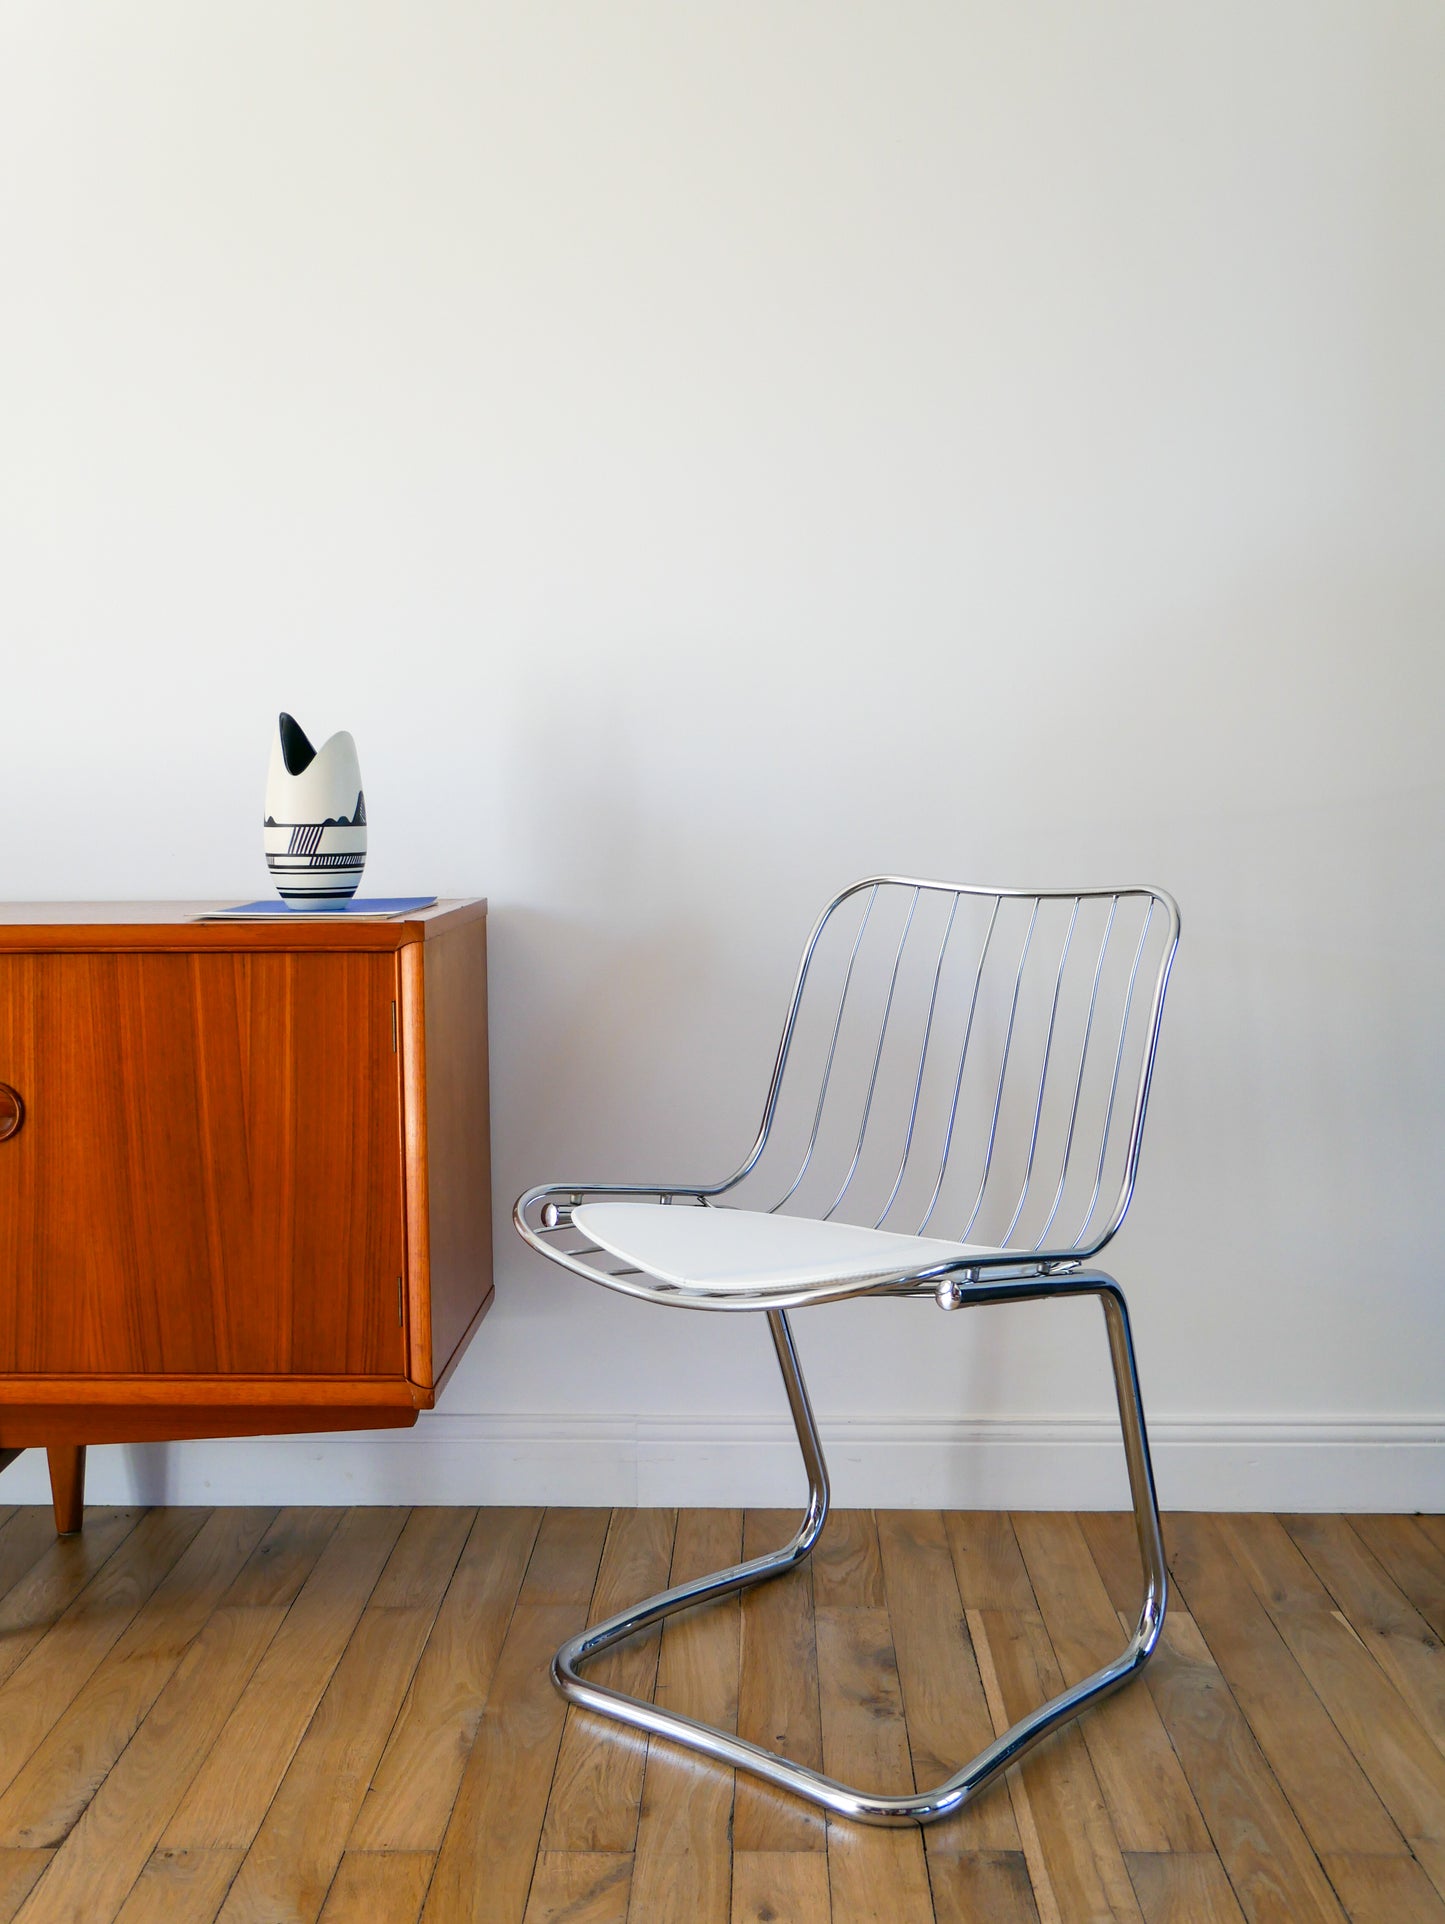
[0,950,407,1377]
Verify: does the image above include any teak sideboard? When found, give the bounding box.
[0,900,493,1532]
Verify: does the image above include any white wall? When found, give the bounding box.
[2,1,1442,1510]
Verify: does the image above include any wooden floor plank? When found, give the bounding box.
[1119,1605,1347,1924]
[523,1851,632,1924]
[1214,1514,1337,1616]
[0,1504,1437,1924]
[112,1850,244,1924]
[1320,1852,1445,1923]
[0,1511,145,1691]
[627,1509,743,1924]
[1220,1515,1445,1899]
[0,1507,280,1848]
[943,1513,1037,1613]
[1347,1516,1445,1644]
[1124,1850,1247,1923]
[973,1606,1143,1922]
[1163,1513,1404,1860]
[1283,1513,1445,1754]
[11,1513,338,1924]
[927,1849,1041,1924]
[539,1508,675,1855]
[1248,1601,1445,1899]
[873,1509,1020,1854]
[351,1507,540,1852]
[0,1506,208,1806]
[162,1507,409,1851]
[816,1607,934,1924]
[1079,1513,1158,1624]
[317,1851,434,1923]
[1012,1512,1212,1855]
[0,1852,51,1924]
[734,1508,826,1854]
[0,1512,65,1616]
[421,1508,612,1924]
[730,1849,830,1923]
[810,1511,886,1613]
[215,1507,473,1924]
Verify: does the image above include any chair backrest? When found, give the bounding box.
[719,878,1179,1264]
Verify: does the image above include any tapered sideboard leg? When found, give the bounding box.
[47,1445,86,1535]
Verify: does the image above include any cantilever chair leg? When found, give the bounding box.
[552,1272,1167,1828]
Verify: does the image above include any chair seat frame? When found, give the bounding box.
[514,877,1177,1827]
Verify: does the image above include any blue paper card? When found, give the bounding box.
[204,896,439,919]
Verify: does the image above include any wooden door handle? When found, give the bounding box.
[0,1085,23,1140]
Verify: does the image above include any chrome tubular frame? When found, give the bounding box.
[550,1274,1164,1828]
[517,875,1179,1828]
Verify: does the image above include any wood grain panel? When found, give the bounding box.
[46,1446,84,1535]
[0,952,405,1379]
[0,899,484,946]
[414,914,492,1388]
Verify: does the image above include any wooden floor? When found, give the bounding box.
[0,1507,1441,1923]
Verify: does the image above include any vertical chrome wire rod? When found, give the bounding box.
[873,891,961,1229]
[1072,901,1154,1248]
[960,899,1041,1242]
[999,897,1080,1246]
[917,896,1002,1235]
[1032,896,1118,1251]
[824,888,921,1221]
[769,887,879,1214]
[1097,904,1181,1250]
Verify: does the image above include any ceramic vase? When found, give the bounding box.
[263,713,367,907]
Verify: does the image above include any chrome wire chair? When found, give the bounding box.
[515,877,1180,1827]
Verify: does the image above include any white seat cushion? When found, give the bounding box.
[572,1202,993,1294]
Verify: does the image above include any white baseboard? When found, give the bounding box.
[3,1413,1441,1512]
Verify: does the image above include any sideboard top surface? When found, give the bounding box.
[0,898,485,952]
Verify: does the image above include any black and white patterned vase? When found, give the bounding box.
[263,712,367,908]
